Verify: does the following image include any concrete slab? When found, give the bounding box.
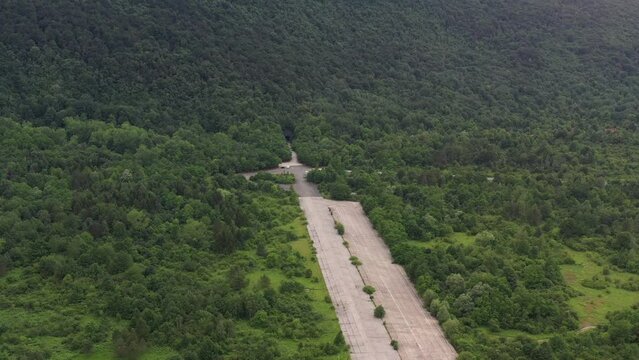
[330,201,457,360]
[301,197,400,360]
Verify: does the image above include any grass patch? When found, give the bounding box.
[560,248,639,327]
[449,232,476,246]
[405,232,475,249]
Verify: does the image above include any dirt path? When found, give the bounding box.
[242,152,456,359]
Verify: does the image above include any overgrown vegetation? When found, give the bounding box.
[250,172,295,185]
[390,340,399,351]
[349,256,362,267]
[362,285,376,296]
[1,0,639,358]
[0,119,347,359]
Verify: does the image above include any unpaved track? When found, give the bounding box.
[331,202,457,360]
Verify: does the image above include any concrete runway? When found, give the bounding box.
[243,152,457,359]
[302,197,400,360]
[331,201,457,360]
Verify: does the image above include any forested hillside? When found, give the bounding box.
[0,118,349,359]
[1,0,639,359]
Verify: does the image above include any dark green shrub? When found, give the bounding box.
[279,280,305,294]
[390,339,399,350]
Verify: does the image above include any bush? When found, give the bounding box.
[390,339,399,350]
[374,305,386,319]
[429,298,442,314]
[256,242,268,257]
[581,276,607,290]
[335,222,345,235]
[113,329,146,360]
[437,306,450,323]
[329,182,351,200]
[363,285,376,295]
[457,352,478,360]
[349,256,362,266]
[64,334,94,354]
[442,319,461,337]
[321,343,341,355]
[422,289,438,310]
[251,310,269,328]
[0,255,10,276]
[280,280,305,294]
[619,279,639,291]
[228,266,248,290]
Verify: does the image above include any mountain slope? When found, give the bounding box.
[1,0,639,359]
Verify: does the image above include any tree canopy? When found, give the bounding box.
[2,0,639,358]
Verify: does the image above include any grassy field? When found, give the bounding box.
[560,248,639,327]
[449,233,476,246]
[405,232,476,249]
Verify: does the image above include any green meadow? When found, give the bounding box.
[560,249,639,327]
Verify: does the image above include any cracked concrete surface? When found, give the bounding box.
[330,201,457,360]
[302,197,400,360]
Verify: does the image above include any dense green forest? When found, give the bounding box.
[0,118,348,359]
[1,0,639,359]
